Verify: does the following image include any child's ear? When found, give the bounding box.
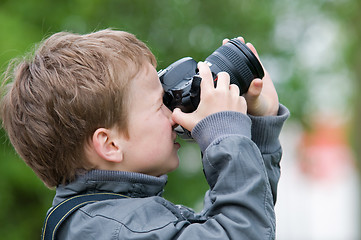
[92,128,124,163]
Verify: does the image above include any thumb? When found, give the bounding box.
[172,108,195,132]
[245,78,263,100]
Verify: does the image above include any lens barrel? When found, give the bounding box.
[205,38,264,94]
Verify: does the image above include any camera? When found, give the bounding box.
[158,38,264,139]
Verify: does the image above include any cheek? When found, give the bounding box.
[129,113,173,148]
[153,113,172,134]
[133,120,171,147]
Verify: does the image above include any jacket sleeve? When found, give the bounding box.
[173,105,289,240]
[249,104,290,204]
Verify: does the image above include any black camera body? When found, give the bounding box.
[158,38,264,139]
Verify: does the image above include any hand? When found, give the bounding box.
[223,37,279,116]
[172,62,247,132]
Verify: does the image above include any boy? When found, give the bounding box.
[0,29,289,239]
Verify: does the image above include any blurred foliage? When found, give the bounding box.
[0,0,359,239]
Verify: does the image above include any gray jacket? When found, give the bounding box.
[53,105,289,239]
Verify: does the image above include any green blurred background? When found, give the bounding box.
[1,0,361,239]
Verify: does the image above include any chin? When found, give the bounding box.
[170,158,180,172]
[163,159,180,175]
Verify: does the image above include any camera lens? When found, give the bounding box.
[205,38,264,94]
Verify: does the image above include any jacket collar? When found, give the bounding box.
[53,170,168,206]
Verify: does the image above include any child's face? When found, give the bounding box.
[121,63,181,176]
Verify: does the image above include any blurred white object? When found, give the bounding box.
[276,121,359,240]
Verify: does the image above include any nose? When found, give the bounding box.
[162,104,178,128]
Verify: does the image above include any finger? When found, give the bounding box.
[229,83,240,96]
[222,38,230,45]
[237,36,245,43]
[246,42,260,60]
[240,95,247,106]
[246,42,265,73]
[244,79,263,99]
[172,108,194,132]
[238,96,248,114]
[198,62,214,92]
[215,72,230,91]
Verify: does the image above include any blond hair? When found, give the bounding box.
[0,29,156,188]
